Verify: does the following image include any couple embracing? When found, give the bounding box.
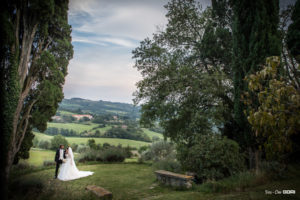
[54,144,93,181]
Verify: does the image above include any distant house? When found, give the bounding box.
[51,116,62,121]
[121,125,128,129]
[113,115,118,120]
[72,114,93,120]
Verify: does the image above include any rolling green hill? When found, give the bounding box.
[34,132,150,148]
[58,98,140,118]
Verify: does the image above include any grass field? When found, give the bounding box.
[47,122,162,139]
[57,110,76,116]
[9,162,300,200]
[26,148,56,166]
[142,128,164,139]
[47,122,100,133]
[25,149,138,166]
[34,132,150,148]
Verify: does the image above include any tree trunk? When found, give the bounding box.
[4,20,38,187]
[254,149,260,175]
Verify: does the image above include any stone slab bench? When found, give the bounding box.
[86,185,112,200]
[155,170,193,188]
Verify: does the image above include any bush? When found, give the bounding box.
[87,139,97,149]
[76,144,90,153]
[32,137,39,148]
[152,158,182,173]
[140,140,176,163]
[50,135,68,150]
[101,147,125,162]
[177,134,246,183]
[43,160,55,167]
[38,140,50,149]
[197,171,260,193]
[139,141,181,172]
[78,150,102,162]
[139,150,152,162]
[70,143,78,152]
[78,147,126,163]
[123,146,133,158]
[138,145,150,154]
[259,161,287,180]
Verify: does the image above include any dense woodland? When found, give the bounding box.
[133,0,299,178]
[0,0,299,199]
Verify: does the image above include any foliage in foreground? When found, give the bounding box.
[8,162,300,200]
[78,146,126,163]
[139,140,182,173]
[244,56,300,161]
[177,134,245,182]
[50,135,69,150]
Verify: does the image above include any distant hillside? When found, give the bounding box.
[58,98,140,119]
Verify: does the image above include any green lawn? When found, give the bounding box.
[9,162,300,200]
[57,110,76,116]
[34,132,150,148]
[26,148,56,166]
[142,128,163,139]
[25,149,138,166]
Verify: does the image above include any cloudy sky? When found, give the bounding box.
[63,0,169,103]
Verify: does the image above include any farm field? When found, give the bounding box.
[47,122,101,133]
[47,122,162,138]
[34,132,150,148]
[142,128,163,139]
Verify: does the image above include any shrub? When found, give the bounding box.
[76,144,90,153]
[138,145,150,154]
[87,139,97,149]
[139,141,180,172]
[259,161,287,180]
[78,147,125,163]
[70,143,78,152]
[38,140,50,149]
[152,158,182,173]
[197,171,260,193]
[101,147,125,162]
[123,146,133,158]
[141,140,176,162]
[140,150,152,162]
[177,134,246,183]
[78,150,102,162]
[32,137,39,148]
[43,160,55,167]
[50,135,68,150]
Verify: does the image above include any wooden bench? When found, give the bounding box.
[155,170,193,188]
[86,185,112,200]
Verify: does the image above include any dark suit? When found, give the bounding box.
[54,148,66,178]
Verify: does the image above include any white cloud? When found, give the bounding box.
[65,0,169,103]
[69,0,168,40]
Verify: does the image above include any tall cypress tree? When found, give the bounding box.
[231,0,281,159]
[287,0,300,62]
[0,0,73,197]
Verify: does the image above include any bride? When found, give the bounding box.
[58,147,93,181]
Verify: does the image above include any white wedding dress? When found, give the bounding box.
[57,147,93,181]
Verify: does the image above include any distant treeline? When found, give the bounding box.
[58,98,140,119]
[41,125,152,142]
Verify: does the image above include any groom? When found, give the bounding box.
[54,144,66,179]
